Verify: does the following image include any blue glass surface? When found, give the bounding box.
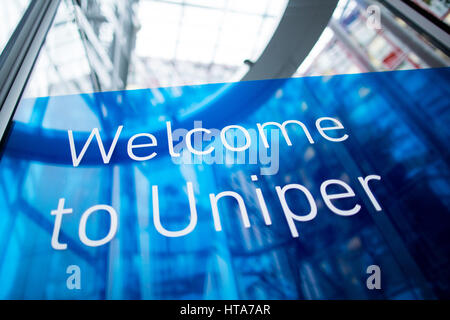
[0,68,449,299]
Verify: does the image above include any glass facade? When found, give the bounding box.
[0,67,449,299]
[0,0,449,300]
[0,0,31,55]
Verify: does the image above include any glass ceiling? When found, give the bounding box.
[0,0,30,55]
[16,0,449,100]
[21,0,288,98]
[136,0,287,65]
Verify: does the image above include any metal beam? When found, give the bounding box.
[379,0,450,55]
[242,0,338,81]
[367,0,449,68]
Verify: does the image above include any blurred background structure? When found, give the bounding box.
[0,0,449,300]
[1,0,449,97]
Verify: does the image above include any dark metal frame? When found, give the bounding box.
[379,0,450,56]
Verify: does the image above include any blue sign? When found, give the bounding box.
[0,68,449,299]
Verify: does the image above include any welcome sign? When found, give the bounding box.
[0,68,449,299]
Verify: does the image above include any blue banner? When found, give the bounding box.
[0,68,449,299]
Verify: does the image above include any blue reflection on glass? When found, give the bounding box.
[0,68,449,299]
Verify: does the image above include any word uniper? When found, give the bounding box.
[50,173,382,249]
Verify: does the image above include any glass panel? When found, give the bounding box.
[296,0,450,76]
[1,67,450,299]
[0,0,31,56]
[411,0,450,26]
[0,0,449,300]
